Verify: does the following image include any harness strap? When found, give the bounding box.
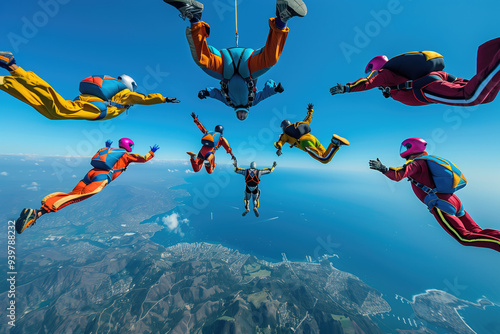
[408,177,435,194]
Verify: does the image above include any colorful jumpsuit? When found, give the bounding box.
[274,107,341,164]
[186,17,288,108]
[41,150,155,213]
[234,165,275,210]
[347,38,500,106]
[190,117,233,174]
[0,67,168,120]
[384,156,500,252]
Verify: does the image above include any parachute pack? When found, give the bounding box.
[284,122,312,140]
[382,51,445,80]
[91,147,127,171]
[79,75,128,101]
[410,155,467,194]
[201,131,221,148]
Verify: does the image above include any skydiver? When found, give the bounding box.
[233,160,277,217]
[330,38,500,107]
[162,0,307,120]
[15,139,159,234]
[0,52,179,121]
[369,138,500,252]
[274,103,350,164]
[188,112,236,174]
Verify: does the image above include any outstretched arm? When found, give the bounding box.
[252,79,281,106]
[233,160,246,175]
[260,161,277,175]
[303,103,313,124]
[200,87,231,106]
[191,113,208,134]
[369,158,422,181]
[220,137,236,160]
[113,89,174,105]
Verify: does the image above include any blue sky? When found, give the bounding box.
[1,0,500,174]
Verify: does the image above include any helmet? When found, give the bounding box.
[250,161,257,169]
[117,74,138,92]
[400,137,427,159]
[281,120,291,131]
[214,125,224,134]
[235,108,249,121]
[365,55,389,74]
[119,138,135,152]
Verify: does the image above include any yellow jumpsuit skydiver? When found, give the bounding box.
[274,105,349,164]
[0,67,169,120]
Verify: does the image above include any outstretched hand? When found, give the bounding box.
[274,82,284,93]
[330,83,347,95]
[272,161,277,168]
[165,97,180,103]
[105,139,113,148]
[150,144,160,153]
[231,155,236,161]
[198,90,209,99]
[369,158,388,173]
[276,149,282,157]
[191,112,197,119]
[307,103,314,111]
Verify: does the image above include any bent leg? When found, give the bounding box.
[432,208,500,252]
[248,18,289,77]
[0,67,105,120]
[186,21,224,78]
[191,157,204,172]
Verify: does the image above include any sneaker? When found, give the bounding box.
[163,0,203,21]
[331,134,350,146]
[242,209,250,216]
[15,208,38,234]
[0,51,16,70]
[186,151,197,159]
[276,0,307,22]
[253,207,260,217]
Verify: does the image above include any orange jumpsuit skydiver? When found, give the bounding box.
[189,115,235,174]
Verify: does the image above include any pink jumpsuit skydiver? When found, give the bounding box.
[348,38,500,107]
[384,155,500,252]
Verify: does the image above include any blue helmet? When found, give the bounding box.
[235,107,249,121]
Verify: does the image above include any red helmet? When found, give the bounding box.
[400,138,427,159]
[119,138,135,152]
[365,55,389,74]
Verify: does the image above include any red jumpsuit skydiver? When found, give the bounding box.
[383,154,500,252]
[346,38,500,106]
[189,114,235,174]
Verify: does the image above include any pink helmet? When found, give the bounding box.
[365,55,389,74]
[119,138,135,152]
[400,138,427,159]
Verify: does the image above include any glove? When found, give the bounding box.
[198,90,209,99]
[165,97,180,103]
[276,149,282,157]
[272,161,277,168]
[191,112,198,119]
[105,139,113,148]
[369,158,388,173]
[307,103,314,111]
[231,154,236,161]
[274,82,284,93]
[150,144,160,153]
[233,160,238,167]
[330,83,348,95]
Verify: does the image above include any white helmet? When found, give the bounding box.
[118,74,137,92]
[250,162,257,169]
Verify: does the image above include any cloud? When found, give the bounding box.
[161,212,189,237]
[167,169,179,173]
[185,169,194,174]
[0,172,7,176]
[22,181,40,191]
